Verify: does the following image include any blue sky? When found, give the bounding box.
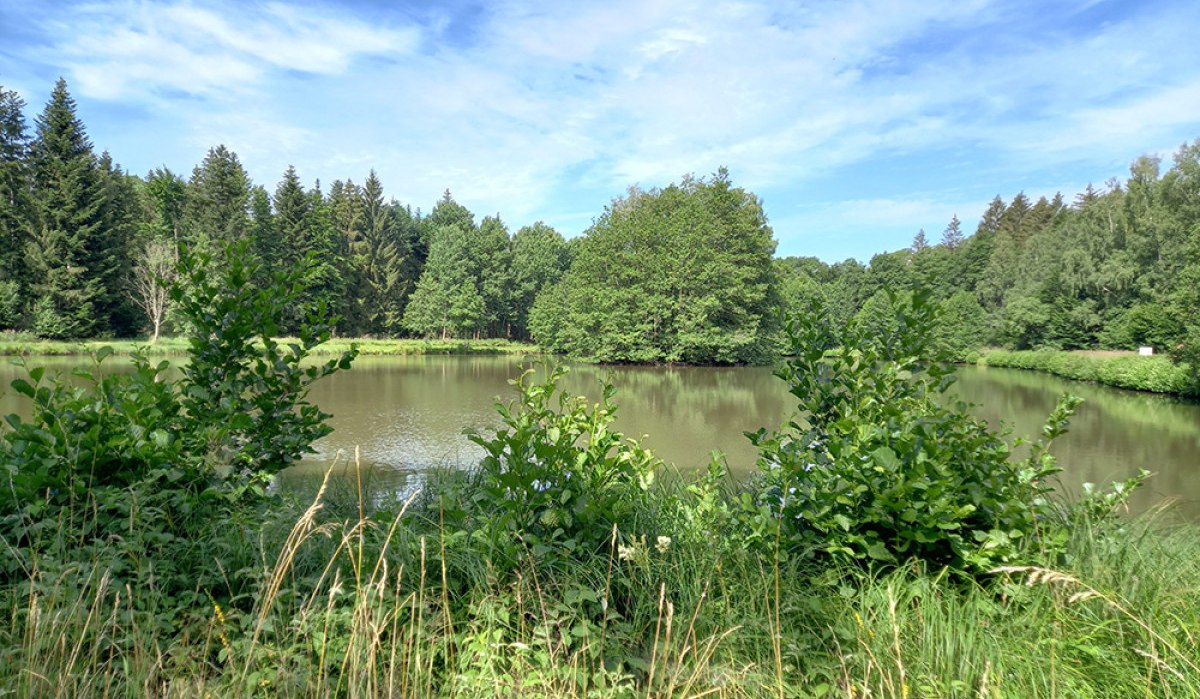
[2,0,1199,262]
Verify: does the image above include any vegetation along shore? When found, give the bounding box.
[2,74,1200,696]
[4,251,1198,696]
[979,349,1199,397]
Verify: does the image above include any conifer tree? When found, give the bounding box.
[911,229,929,253]
[248,184,278,282]
[940,215,963,250]
[26,79,112,338]
[0,86,31,327]
[181,145,250,252]
[358,171,408,334]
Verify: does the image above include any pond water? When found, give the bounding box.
[3,354,1198,516]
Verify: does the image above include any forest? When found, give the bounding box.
[2,79,1198,371]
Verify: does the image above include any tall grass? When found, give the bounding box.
[4,464,1199,698]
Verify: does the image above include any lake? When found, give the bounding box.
[3,354,1198,516]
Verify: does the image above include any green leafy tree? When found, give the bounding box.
[535,169,779,364]
[510,222,569,340]
[475,214,514,337]
[417,189,475,265]
[747,290,1078,573]
[403,223,485,338]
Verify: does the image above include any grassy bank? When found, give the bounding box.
[0,332,539,358]
[978,348,1199,397]
[5,472,1199,698]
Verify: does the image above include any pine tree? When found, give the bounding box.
[940,215,964,250]
[248,184,278,280]
[181,145,250,252]
[359,171,408,334]
[142,167,186,250]
[0,86,31,327]
[96,152,141,335]
[911,229,929,253]
[26,79,112,338]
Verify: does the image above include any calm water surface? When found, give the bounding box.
[3,355,1198,516]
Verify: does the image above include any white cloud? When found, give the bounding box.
[43,0,418,101]
[4,0,1198,256]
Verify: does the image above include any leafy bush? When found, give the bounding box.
[0,243,355,598]
[747,290,1077,573]
[451,364,661,568]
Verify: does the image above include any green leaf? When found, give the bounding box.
[10,378,34,398]
[866,541,896,562]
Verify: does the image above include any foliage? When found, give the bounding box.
[980,349,1197,396]
[0,279,20,329]
[24,79,120,339]
[747,290,1078,573]
[0,242,355,595]
[453,364,661,568]
[171,242,356,475]
[533,170,780,364]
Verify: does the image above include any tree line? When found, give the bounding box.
[2,78,1198,370]
[776,145,1200,370]
[0,79,570,342]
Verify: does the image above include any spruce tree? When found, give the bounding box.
[911,229,929,253]
[0,86,31,327]
[940,215,964,250]
[359,171,408,335]
[181,145,250,252]
[26,79,112,338]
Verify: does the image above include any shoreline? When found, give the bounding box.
[977,348,1198,398]
[0,336,541,358]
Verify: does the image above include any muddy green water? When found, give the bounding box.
[3,355,1198,516]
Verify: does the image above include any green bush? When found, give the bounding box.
[0,243,355,599]
[747,290,1077,574]
[447,364,661,569]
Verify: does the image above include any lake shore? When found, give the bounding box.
[978,348,1198,397]
[0,334,540,358]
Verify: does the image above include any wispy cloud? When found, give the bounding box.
[1,0,1197,260]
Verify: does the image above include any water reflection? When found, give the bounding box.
[3,355,1197,517]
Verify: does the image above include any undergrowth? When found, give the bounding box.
[3,278,1197,697]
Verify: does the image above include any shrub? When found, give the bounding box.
[450,364,661,569]
[0,243,355,599]
[747,290,1077,574]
